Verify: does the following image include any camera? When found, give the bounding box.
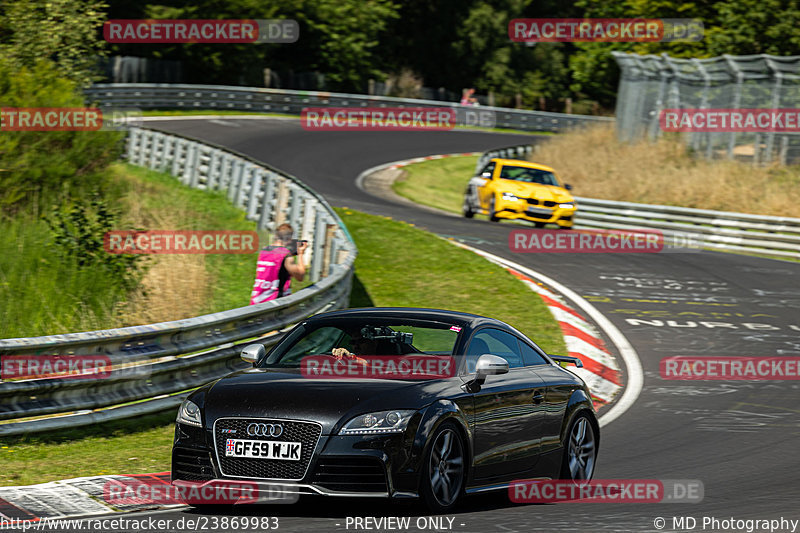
[288,239,308,255]
[360,326,413,345]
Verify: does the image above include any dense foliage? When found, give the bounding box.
[93,0,800,112]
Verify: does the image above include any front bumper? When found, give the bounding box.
[494,199,576,226]
[170,478,409,505]
[172,422,421,500]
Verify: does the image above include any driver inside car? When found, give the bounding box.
[331,329,374,363]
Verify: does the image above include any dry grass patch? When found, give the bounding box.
[530,125,800,217]
[112,177,211,325]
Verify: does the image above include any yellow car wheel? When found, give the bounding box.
[489,196,500,222]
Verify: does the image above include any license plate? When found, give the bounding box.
[225,439,301,461]
[527,207,552,215]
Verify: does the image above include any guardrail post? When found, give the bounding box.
[289,186,302,230]
[228,159,244,202]
[171,139,184,176]
[207,149,221,189]
[247,169,264,220]
[274,181,290,225]
[322,223,336,278]
[311,215,326,282]
[258,172,277,230]
[235,163,253,209]
[300,198,316,243]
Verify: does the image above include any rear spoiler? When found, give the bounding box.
[548,354,583,368]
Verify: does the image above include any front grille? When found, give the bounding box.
[526,212,552,220]
[311,457,387,493]
[172,447,214,481]
[214,418,322,480]
[526,199,557,207]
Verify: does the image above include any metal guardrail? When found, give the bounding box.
[85,83,613,133]
[0,127,356,436]
[475,145,533,174]
[481,144,800,259]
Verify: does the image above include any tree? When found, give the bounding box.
[0,0,108,87]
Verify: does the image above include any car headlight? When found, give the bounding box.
[177,399,202,427]
[339,410,416,435]
[558,203,575,209]
[502,192,520,201]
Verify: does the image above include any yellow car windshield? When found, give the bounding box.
[499,166,559,186]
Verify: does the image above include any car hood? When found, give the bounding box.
[499,180,573,202]
[202,367,457,434]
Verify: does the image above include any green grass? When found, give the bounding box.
[0,412,176,486]
[0,163,313,339]
[0,217,133,339]
[0,207,566,486]
[393,156,478,216]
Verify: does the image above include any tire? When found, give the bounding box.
[488,197,500,222]
[560,412,597,482]
[420,422,466,512]
[462,194,475,218]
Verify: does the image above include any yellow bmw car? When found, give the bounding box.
[462,158,577,228]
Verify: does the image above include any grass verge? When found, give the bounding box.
[1,208,566,486]
[0,162,314,338]
[392,156,478,216]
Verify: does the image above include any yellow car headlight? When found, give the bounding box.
[558,203,575,209]
[502,192,521,202]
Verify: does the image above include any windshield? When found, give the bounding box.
[499,165,560,186]
[262,319,461,368]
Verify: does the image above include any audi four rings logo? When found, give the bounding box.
[246,423,284,437]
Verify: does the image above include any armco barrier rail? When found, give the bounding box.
[481,144,800,259]
[84,83,613,133]
[0,127,356,436]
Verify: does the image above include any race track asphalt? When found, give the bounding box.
[68,118,800,533]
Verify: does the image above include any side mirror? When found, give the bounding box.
[481,171,492,179]
[475,354,509,377]
[241,344,266,365]
[564,183,573,191]
[464,354,509,393]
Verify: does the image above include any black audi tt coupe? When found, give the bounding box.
[171,307,599,511]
